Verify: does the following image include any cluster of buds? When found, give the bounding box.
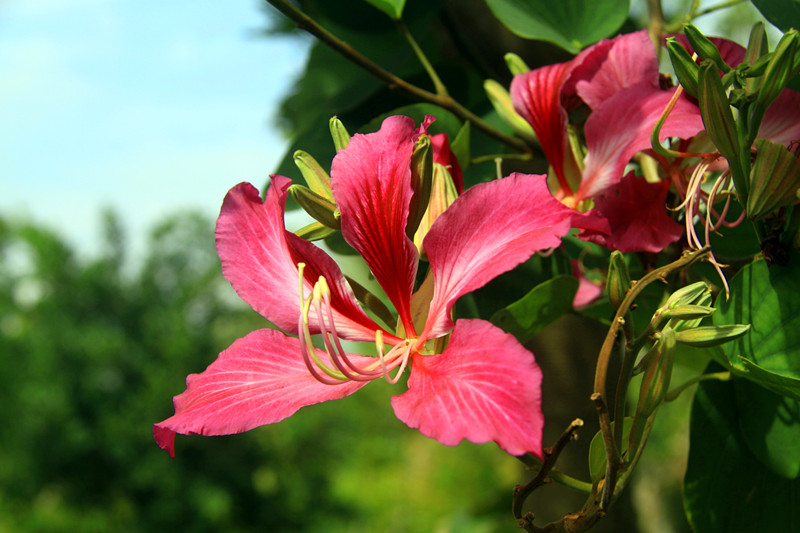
[667,24,800,223]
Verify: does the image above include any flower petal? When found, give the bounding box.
[153,328,369,457]
[391,319,544,457]
[331,115,420,333]
[511,61,576,193]
[216,179,380,341]
[572,30,660,110]
[423,173,573,338]
[579,172,683,252]
[760,89,800,146]
[578,85,704,202]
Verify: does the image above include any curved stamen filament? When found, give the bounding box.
[296,265,414,385]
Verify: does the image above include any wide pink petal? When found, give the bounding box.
[759,89,800,145]
[422,173,574,339]
[153,328,369,457]
[511,61,575,193]
[578,85,704,202]
[391,319,544,457]
[331,115,420,333]
[216,180,379,341]
[572,30,660,110]
[579,172,683,253]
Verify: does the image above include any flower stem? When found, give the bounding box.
[664,371,731,402]
[396,19,449,98]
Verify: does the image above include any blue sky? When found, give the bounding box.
[1,0,309,259]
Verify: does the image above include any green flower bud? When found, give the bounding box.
[605,251,631,310]
[673,324,750,347]
[484,79,537,143]
[685,24,732,73]
[662,281,710,309]
[329,116,350,151]
[289,184,341,230]
[293,150,333,200]
[744,22,769,95]
[294,221,337,241]
[405,134,433,240]
[504,52,530,75]
[635,328,677,430]
[747,138,800,220]
[757,30,798,114]
[667,37,700,98]
[697,61,740,163]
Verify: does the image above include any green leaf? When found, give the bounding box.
[489,275,578,344]
[484,0,629,54]
[684,366,800,532]
[714,257,800,399]
[734,377,800,479]
[587,418,632,483]
[752,0,800,32]
[360,0,406,19]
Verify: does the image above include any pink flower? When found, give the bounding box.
[154,116,577,458]
[511,31,705,252]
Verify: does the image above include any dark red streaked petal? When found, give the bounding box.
[431,133,463,194]
[331,115,420,334]
[391,319,544,458]
[422,173,574,339]
[511,61,576,193]
[153,328,369,457]
[579,172,683,253]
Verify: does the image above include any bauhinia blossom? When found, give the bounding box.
[511,30,705,253]
[154,115,578,459]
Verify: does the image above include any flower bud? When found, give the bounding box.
[662,281,710,309]
[756,30,798,114]
[289,184,341,230]
[294,221,336,241]
[293,150,333,200]
[672,324,750,347]
[685,24,732,73]
[504,52,530,75]
[605,251,631,310]
[697,61,740,163]
[634,328,676,441]
[413,162,458,258]
[667,37,700,98]
[484,79,537,143]
[329,116,351,151]
[744,22,769,96]
[406,134,434,240]
[747,138,800,220]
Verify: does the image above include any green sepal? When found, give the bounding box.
[685,24,732,74]
[666,37,700,98]
[673,324,751,348]
[329,116,351,152]
[747,138,800,220]
[293,150,333,200]
[289,184,341,229]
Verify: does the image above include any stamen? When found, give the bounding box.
[296,264,347,385]
[375,331,413,384]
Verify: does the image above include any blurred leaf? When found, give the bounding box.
[734,377,800,478]
[360,0,406,19]
[714,257,800,399]
[751,0,800,32]
[489,275,578,343]
[684,365,800,532]
[484,0,629,54]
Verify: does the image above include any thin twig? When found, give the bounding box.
[265,0,531,152]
